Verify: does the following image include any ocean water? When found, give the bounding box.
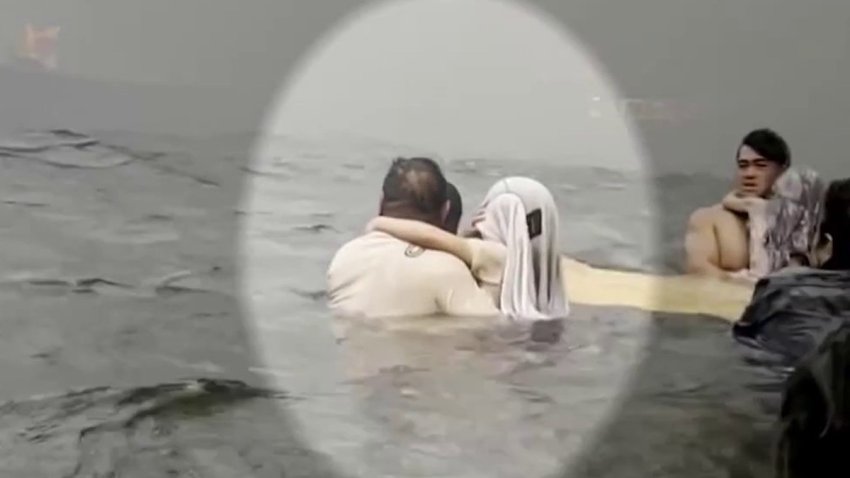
[0,130,776,477]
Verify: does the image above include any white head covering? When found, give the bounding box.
[470,177,569,320]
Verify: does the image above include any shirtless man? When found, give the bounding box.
[685,128,790,279]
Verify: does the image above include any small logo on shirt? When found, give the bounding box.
[404,245,424,257]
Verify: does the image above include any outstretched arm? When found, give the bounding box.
[367,217,474,266]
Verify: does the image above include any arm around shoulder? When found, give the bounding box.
[429,254,500,318]
[368,217,474,266]
[722,191,767,214]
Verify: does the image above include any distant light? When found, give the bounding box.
[16,23,60,70]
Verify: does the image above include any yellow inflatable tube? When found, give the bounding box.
[562,257,754,322]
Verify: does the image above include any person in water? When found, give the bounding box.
[815,178,850,270]
[721,166,825,279]
[752,179,850,477]
[685,128,791,279]
[326,157,498,318]
[368,176,569,320]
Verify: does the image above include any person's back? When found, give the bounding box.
[329,231,488,317]
[327,157,497,319]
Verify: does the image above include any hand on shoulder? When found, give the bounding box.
[722,191,767,214]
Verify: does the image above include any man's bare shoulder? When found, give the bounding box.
[688,204,722,227]
[691,202,742,224]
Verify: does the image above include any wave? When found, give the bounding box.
[0,379,300,477]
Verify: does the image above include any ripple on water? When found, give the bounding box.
[0,379,319,478]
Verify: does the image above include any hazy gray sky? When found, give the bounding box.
[267,0,647,169]
[2,0,848,176]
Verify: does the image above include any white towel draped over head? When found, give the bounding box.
[470,177,569,320]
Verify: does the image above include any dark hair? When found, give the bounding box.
[820,178,850,270]
[381,157,448,219]
[739,128,791,167]
[444,182,463,233]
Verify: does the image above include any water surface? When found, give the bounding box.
[0,130,776,477]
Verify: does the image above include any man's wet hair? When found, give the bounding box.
[445,182,463,233]
[739,128,791,167]
[820,178,850,270]
[381,157,448,218]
